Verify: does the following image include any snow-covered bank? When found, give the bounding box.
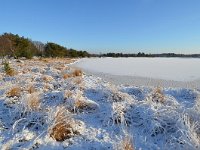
[75,57,200,82]
[0,58,200,149]
[82,70,200,89]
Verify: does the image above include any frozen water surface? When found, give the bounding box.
[76,58,200,82]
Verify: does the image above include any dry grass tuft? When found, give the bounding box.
[39,58,75,64]
[50,107,80,141]
[55,64,66,71]
[121,136,134,150]
[63,74,71,79]
[27,93,41,111]
[64,90,73,99]
[6,68,16,76]
[39,58,49,63]
[50,122,74,141]
[43,84,51,92]
[42,75,53,82]
[74,95,99,113]
[151,87,165,103]
[110,90,131,102]
[7,87,21,97]
[72,69,83,77]
[73,77,83,85]
[27,85,37,94]
[22,70,28,74]
[63,70,83,79]
[115,135,134,150]
[75,99,87,110]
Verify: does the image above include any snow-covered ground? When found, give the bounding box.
[0,58,200,150]
[75,57,200,82]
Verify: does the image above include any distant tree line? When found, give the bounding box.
[0,33,90,59]
[94,52,200,58]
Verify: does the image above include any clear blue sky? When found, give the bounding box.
[0,0,200,54]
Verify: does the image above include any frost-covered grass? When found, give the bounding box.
[0,58,200,149]
[75,57,200,81]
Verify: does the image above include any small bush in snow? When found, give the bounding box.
[3,61,16,76]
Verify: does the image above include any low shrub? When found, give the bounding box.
[3,62,16,76]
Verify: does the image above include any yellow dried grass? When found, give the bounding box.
[7,87,21,97]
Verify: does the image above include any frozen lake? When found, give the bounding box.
[75,57,200,82]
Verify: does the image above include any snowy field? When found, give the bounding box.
[0,58,200,150]
[75,57,200,82]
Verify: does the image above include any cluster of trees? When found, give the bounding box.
[44,43,89,58]
[0,33,90,59]
[99,52,148,57]
[97,52,200,58]
[0,33,40,59]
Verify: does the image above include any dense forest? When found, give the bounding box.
[0,33,90,59]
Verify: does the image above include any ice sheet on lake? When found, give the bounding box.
[76,58,200,82]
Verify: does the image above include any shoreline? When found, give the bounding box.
[79,68,200,89]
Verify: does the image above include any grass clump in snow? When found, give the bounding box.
[27,85,37,94]
[7,86,21,97]
[74,93,99,113]
[74,99,97,113]
[73,77,83,85]
[26,93,41,111]
[49,107,81,141]
[64,90,73,99]
[42,75,54,82]
[151,87,165,103]
[62,69,83,79]
[72,69,83,77]
[115,135,134,150]
[63,73,70,79]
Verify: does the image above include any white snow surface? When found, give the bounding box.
[0,58,200,150]
[75,57,200,81]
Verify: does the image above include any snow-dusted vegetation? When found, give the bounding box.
[0,58,200,149]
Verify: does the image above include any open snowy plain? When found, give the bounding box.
[0,58,200,149]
